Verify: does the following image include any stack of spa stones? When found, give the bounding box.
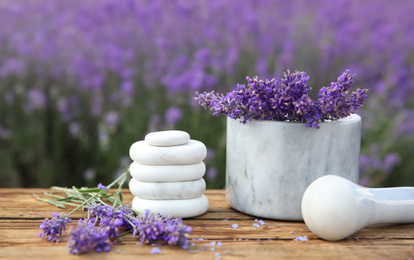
[128,130,209,218]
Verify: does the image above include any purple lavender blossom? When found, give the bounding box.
[317,70,368,121]
[68,219,94,255]
[294,235,309,241]
[92,228,112,253]
[0,57,26,77]
[128,210,192,247]
[25,88,46,111]
[150,247,162,254]
[383,153,401,174]
[100,217,123,242]
[68,218,111,254]
[104,111,120,127]
[114,204,134,217]
[113,204,135,229]
[120,80,134,96]
[196,70,367,128]
[133,209,165,244]
[39,212,71,242]
[164,106,183,125]
[88,203,134,232]
[359,152,402,185]
[88,203,113,219]
[206,167,218,181]
[163,219,192,246]
[97,183,108,190]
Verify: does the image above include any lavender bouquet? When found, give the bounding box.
[37,170,192,255]
[196,70,368,129]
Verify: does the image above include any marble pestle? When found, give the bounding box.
[301,175,414,241]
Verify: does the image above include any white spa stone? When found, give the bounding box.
[132,195,209,218]
[129,178,206,200]
[302,175,414,241]
[129,140,207,165]
[145,130,190,147]
[129,161,206,182]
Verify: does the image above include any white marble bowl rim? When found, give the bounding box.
[228,113,361,127]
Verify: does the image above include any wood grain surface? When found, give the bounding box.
[1,189,414,259]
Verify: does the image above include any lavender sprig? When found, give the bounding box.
[131,210,192,247]
[68,218,113,254]
[163,218,193,247]
[196,69,368,128]
[39,212,71,242]
[37,168,193,254]
[133,209,165,244]
[317,70,368,121]
[37,169,129,246]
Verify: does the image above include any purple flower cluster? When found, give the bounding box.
[196,70,368,128]
[133,210,192,247]
[88,203,134,231]
[68,218,117,254]
[163,217,193,247]
[39,212,71,242]
[317,70,368,121]
[68,203,128,254]
[88,203,115,219]
[66,205,192,254]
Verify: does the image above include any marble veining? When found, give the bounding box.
[302,175,414,240]
[129,139,207,165]
[225,114,361,221]
[129,161,206,182]
[132,195,209,219]
[129,178,206,200]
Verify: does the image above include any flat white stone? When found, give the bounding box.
[131,195,209,218]
[129,162,206,182]
[129,140,207,165]
[145,130,190,147]
[129,178,206,199]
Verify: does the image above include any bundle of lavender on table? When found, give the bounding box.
[36,169,192,254]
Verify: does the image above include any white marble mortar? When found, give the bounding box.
[225,114,361,221]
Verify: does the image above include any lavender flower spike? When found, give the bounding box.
[68,218,111,254]
[317,70,368,121]
[39,212,71,242]
[163,219,193,246]
[134,209,165,244]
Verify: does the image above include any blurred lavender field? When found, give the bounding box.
[0,0,413,188]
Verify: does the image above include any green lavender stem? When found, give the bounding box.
[36,168,130,217]
[67,169,129,216]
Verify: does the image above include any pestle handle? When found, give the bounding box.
[364,186,414,224]
[301,175,414,241]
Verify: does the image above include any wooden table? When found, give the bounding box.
[1,189,414,259]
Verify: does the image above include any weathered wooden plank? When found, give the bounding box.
[1,189,414,259]
[1,238,414,260]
